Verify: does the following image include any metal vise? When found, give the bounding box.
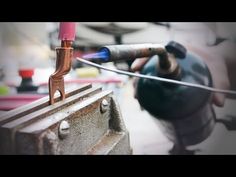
[0,84,132,155]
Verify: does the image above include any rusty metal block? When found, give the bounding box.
[0,84,132,155]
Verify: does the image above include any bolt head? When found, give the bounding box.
[100,99,109,113]
[59,120,70,139]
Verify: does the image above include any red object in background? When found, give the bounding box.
[19,69,34,78]
[0,94,45,111]
[59,22,76,41]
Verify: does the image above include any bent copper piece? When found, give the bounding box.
[49,41,73,105]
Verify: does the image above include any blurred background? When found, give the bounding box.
[0,22,236,154]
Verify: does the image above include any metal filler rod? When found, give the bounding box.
[76,57,236,96]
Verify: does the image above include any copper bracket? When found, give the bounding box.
[49,41,73,105]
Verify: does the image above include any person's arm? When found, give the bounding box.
[186,43,230,107]
[217,41,236,98]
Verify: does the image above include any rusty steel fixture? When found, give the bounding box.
[49,41,73,105]
[0,84,132,155]
[0,84,91,126]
